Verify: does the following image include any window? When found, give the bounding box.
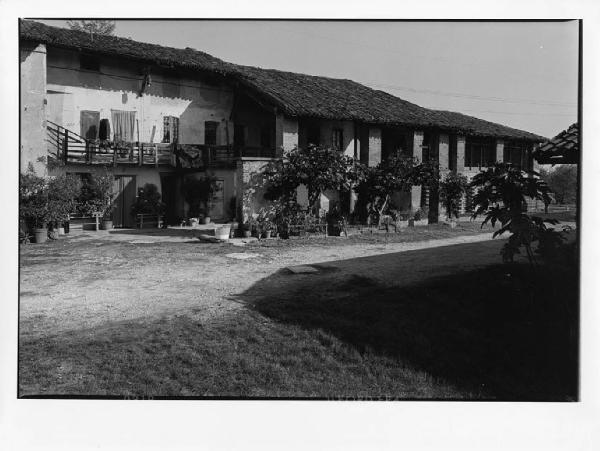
[503,141,531,170]
[162,116,179,143]
[332,128,343,151]
[111,110,136,142]
[421,132,431,162]
[465,138,495,168]
[80,54,100,72]
[205,121,218,146]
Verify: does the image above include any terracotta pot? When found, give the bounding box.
[263,230,272,239]
[33,227,47,244]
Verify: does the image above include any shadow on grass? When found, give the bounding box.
[238,244,579,401]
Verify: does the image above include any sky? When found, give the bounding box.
[39,19,579,138]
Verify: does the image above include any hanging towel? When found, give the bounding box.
[99,118,111,141]
[111,110,136,142]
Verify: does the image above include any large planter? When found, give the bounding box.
[215,224,231,241]
[101,220,113,230]
[202,216,211,225]
[33,227,47,244]
[263,230,272,239]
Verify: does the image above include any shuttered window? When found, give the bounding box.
[332,128,343,151]
[162,116,179,143]
[205,121,218,146]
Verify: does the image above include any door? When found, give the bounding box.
[80,110,100,140]
[209,180,225,220]
[112,175,136,228]
[160,174,184,225]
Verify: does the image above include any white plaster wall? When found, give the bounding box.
[20,42,47,175]
[46,48,234,145]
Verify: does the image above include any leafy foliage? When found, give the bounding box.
[354,156,436,226]
[131,183,166,217]
[439,172,469,220]
[77,171,115,219]
[67,20,116,36]
[20,170,49,228]
[47,175,82,226]
[470,163,565,264]
[183,175,218,218]
[262,145,357,208]
[540,165,578,204]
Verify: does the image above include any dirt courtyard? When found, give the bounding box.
[20,225,499,340]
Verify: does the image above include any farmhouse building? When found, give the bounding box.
[20,20,545,226]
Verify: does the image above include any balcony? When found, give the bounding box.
[46,121,278,169]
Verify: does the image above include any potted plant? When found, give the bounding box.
[439,172,469,228]
[20,171,50,243]
[77,171,115,230]
[214,223,232,240]
[131,183,166,228]
[412,208,429,227]
[47,174,82,237]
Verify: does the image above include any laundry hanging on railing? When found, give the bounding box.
[111,110,136,142]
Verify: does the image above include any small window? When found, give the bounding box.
[332,128,343,151]
[504,141,531,170]
[205,121,218,146]
[80,54,100,72]
[162,116,179,143]
[465,138,495,168]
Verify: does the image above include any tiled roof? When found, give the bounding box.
[20,20,545,142]
[20,19,233,75]
[534,123,579,164]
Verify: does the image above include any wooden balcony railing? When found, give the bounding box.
[46,121,278,168]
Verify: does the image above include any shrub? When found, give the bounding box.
[47,174,82,228]
[131,183,166,217]
[20,170,49,229]
[470,163,563,264]
[439,172,469,220]
[77,171,115,219]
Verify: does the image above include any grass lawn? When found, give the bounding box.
[19,225,578,400]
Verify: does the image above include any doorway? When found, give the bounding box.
[112,175,136,228]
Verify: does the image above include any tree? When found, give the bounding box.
[354,156,436,226]
[540,165,578,204]
[471,163,564,265]
[67,20,116,37]
[262,145,358,210]
[439,172,469,220]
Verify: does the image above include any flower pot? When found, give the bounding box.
[203,216,211,225]
[58,227,65,235]
[189,218,199,227]
[263,230,272,239]
[242,230,251,238]
[215,225,231,241]
[101,220,113,230]
[449,220,457,229]
[33,227,47,244]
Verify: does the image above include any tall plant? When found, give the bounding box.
[470,163,563,264]
[47,174,82,228]
[354,156,436,226]
[20,171,49,229]
[439,172,469,220]
[78,171,115,219]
